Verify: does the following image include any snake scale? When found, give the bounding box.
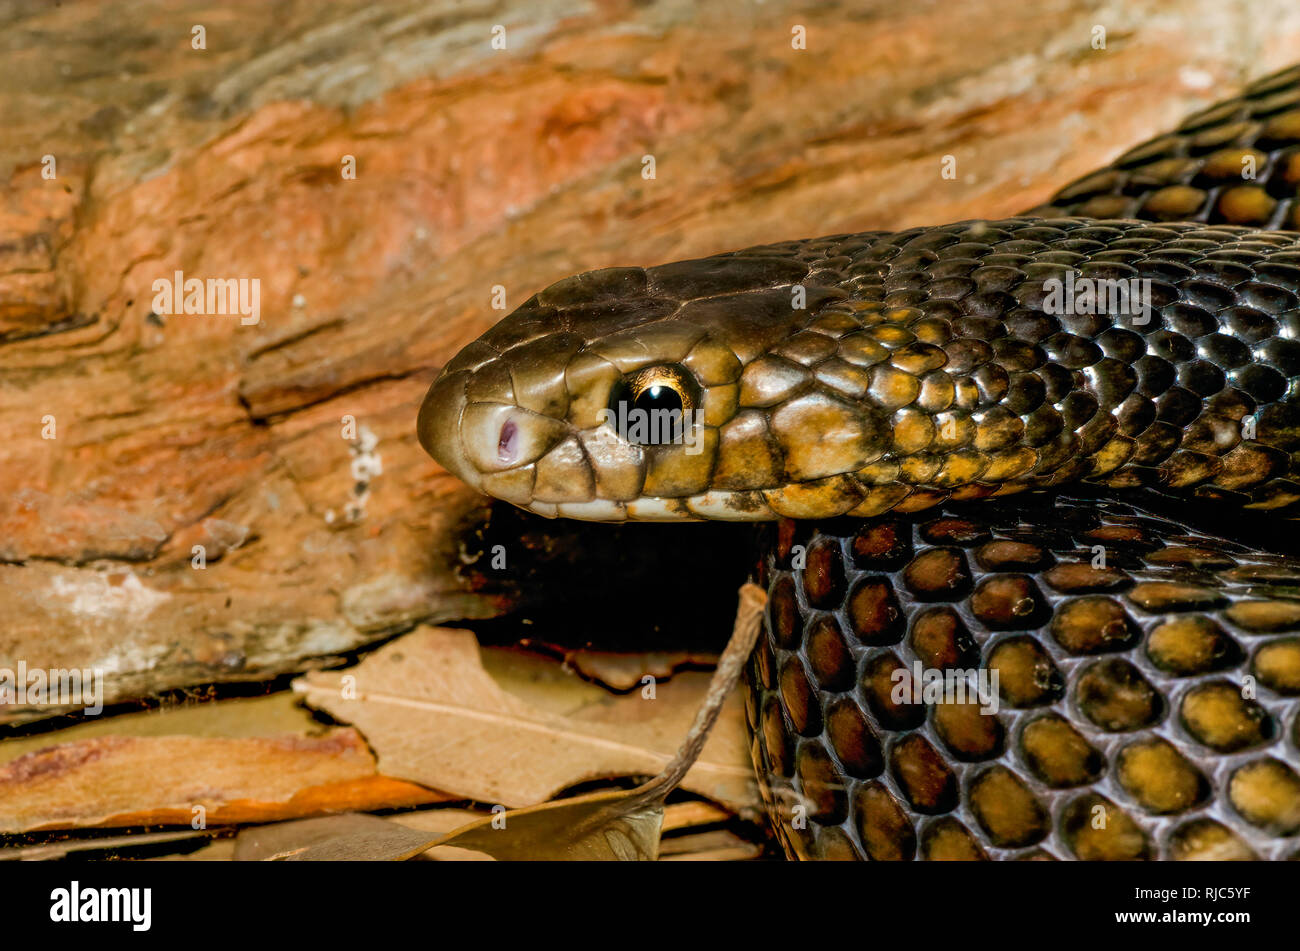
[418,64,1300,860]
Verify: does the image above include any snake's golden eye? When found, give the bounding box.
[606,364,700,446]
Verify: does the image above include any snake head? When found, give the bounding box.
[425,219,1267,523]
[418,248,891,521]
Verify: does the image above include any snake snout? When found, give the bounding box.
[416,368,477,487]
[458,402,567,474]
[419,363,583,511]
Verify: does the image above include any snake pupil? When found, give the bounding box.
[606,364,699,446]
[634,385,683,418]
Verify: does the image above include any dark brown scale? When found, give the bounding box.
[1075,659,1162,731]
[746,494,1300,860]
[1020,714,1105,787]
[1036,64,1300,231]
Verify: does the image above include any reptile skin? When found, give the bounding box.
[418,64,1300,859]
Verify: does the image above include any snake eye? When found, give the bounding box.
[606,364,700,446]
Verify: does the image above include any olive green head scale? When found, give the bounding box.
[420,218,1300,522]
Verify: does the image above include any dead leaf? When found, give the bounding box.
[397,583,768,859]
[234,812,442,861]
[378,798,728,838]
[387,807,499,861]
[240,584,767,860]
[661,841,763,861]
[235,791,661,861]
[661,800,731,832]
[400,798,735,861]
[149,837,238,862]
[563,649,717,692]
[660,829,763,861]
[293,619,759,811]
[425,787,665,860]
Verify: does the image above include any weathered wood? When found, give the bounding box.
[4,0,1300,719]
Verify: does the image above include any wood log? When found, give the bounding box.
[3,0,1300,720]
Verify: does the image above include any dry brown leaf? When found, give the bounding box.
[236,792,660,861]
[386,806,499,861]
[0,725,444,833]
[234,807,500,862]
[241,585,766,861]
[294,622,759,811]
[564,649,718,692]
[660,829,763,861]
[234,797,763,862]
[662,800,731,832]
[424,799,760,861]
[349,796,731,861]
[303,797,734,862]
[233,813,443,861]
[386,584,768,860]
[661,842,764,862]
[426,787,665,860]
[149,837,238,862]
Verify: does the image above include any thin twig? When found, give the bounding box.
[629,582,767,807]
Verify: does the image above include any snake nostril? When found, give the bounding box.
[497,419,519,464]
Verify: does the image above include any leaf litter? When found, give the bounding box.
[238,583,767,861]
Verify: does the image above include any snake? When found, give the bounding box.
[417,64,1300,860]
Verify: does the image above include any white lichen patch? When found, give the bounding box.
[341,423,383,523]
[1178,67,1214,90]
[49,570,171,623]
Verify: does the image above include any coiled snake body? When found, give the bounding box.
[419,65,1300,859]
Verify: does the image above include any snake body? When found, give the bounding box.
[419,65,1300,859]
